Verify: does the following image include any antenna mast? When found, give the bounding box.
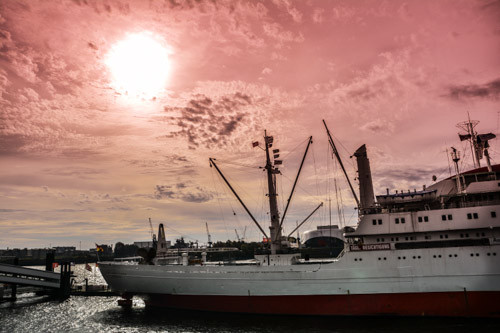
[450,147,462,193]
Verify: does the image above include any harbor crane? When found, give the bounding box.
[205,222,212,248]
[148,218,157,243]
[235,226,247,242]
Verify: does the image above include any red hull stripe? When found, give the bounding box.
[144,291,500,317]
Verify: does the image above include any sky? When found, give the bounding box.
[1,0,499,249]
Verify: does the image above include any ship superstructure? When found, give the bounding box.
[99,119,500,317]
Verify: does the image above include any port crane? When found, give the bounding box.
[205,222,212,248]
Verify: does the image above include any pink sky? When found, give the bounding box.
[1,0,499,249]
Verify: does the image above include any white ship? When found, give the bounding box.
[100,119,500,317]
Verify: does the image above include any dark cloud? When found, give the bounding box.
[0,134,31,156]
[154,185,176,199]
[374,166,448,190]
[154,183,213,203]
[164,93,252,149]
[446,78,500,100]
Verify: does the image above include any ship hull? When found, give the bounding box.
[100,244,500,317]
[145,291,500,317]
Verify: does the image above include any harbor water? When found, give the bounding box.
[1,265,499,333]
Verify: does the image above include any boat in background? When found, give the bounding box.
[100,118,500,317]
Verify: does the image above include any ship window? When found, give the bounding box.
[467,213,472,219]
[441,215,446,221]
[448,214,453,220]
[445,234,448,238]
[473,213,478,219]
[440,235,443,239]
[391,238,394,241]
[395,218,400,224]
[378,219,382,225]
[381,238,384,242]
[424,216,429,222]
[401,218,406,224]
[492,211,497,218]
[405,237,409,241]
[372,219,377,225]
[418,216,423,222]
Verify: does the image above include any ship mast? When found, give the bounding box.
[264,131,282,254]
[457,116,496,172]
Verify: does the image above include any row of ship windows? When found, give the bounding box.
[354,252,498,262]
[371,211,497,226]
[375,232,487,243]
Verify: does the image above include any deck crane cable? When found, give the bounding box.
[161,224,198,242]
[210,164,231,240]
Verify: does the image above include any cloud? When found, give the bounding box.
[272,0,303,23]
[445,78,500,100]
[164,92,252,148]
[154,183,213,203]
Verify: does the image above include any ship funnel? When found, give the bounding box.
[353,144,375,212]
[157,223,168,256]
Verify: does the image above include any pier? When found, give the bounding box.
[0,261,72,300]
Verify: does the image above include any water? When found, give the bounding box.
[1,265,499,332]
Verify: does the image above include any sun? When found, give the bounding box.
[106,32,171,98]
